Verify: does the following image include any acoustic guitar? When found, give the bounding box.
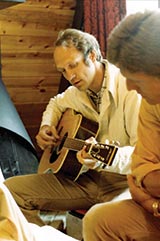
[38,109,118,181]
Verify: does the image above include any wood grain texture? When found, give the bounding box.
[0,0,76,155]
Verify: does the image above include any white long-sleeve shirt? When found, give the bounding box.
[41,60,141,175]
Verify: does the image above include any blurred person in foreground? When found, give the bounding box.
[83,10,160,241]
[0,181,78,241]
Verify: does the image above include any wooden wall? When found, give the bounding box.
[0,0,76,156]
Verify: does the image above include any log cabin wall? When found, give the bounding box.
[0,0,76,156]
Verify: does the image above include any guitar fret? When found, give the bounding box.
[64,138,85,151]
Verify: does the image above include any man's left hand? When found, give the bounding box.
[127,174,158,215]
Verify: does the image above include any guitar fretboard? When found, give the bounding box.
[64,138,88,151]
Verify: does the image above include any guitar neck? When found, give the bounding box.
[63,137,87,151]
[63,137,118,167]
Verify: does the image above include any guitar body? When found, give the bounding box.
[38,109,99,181]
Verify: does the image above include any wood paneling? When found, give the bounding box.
[0,0,76,155]
[0,0,25,10]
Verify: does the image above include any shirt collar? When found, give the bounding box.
[102,59,120,107]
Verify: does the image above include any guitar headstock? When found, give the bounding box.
[87,143,118,166]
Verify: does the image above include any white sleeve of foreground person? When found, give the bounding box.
[0,182,79,241]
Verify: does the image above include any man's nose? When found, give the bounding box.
[65,71,76,82]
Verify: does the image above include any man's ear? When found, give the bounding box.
[89,50,97,62]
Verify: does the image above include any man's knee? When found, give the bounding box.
[4,176,19,193]
[83,203,104,228]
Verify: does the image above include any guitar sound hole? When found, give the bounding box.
[49,146,58,164]
[58,132,68,152]
[49,132,68,164]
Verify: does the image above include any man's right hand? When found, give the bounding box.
[36,125,60,150]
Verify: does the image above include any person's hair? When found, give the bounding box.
[55,28,103,64]
[107,10,160,77]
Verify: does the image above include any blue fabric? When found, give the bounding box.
[0,78,34,148]
[0,69,38,179]
[0,128,39,179]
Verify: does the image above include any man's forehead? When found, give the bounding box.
[54,46,83,67]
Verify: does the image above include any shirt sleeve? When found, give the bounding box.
[103,145,134,174]
[104,87,141,175]
[132,99,160,185]
[40,86,80,128]
[111,86,141,174]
